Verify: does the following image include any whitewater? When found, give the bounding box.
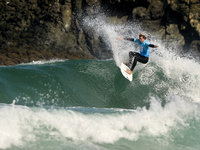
[1,17,200,150]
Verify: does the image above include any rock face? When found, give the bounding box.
[0,0,200,65]
[130,0,200,52]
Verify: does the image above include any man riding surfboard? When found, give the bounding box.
[118,33,159,74]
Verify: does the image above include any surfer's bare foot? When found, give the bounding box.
[125,70,132,74]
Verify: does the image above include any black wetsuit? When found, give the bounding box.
[124,38,156,71]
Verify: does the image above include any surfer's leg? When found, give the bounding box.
[130,57,138,71]
[130,53,148,71]
[129,52,137,64]
[129,53,140,71]
[137,55,149,64]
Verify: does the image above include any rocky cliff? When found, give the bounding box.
[0,0,200,65]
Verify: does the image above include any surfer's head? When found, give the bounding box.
[139,33,146,43]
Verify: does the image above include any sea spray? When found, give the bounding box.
[83,15,153,66]
[83,15,200,103]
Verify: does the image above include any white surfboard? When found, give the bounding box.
[120,62,133,81]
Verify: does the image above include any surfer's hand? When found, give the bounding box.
[125,70,132,74]
[117,37,123,41]
[154,45,159,48]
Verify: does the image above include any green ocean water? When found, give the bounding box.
[0,59,167,109]
[1,59,200,150]
[1,15,200,150]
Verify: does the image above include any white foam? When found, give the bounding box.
[0,97,200,149]
[150,44,200,102]
[19,59,66,66]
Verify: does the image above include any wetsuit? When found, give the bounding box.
[124,38,156,71]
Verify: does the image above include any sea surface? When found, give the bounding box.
[1,57,200,150]
[1,17,200,150]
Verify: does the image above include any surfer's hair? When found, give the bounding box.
[139,33,147,40]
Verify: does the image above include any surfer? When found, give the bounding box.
[118,33,158,74]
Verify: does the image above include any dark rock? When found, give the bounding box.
[132,7,149,20]
[190,40,200,53]
[148,0,165,19]
[0,0,200,66]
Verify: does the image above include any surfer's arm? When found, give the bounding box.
[123,38,135,42]
[148,44,159,48]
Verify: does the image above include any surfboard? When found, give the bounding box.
[120,62,133,81]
